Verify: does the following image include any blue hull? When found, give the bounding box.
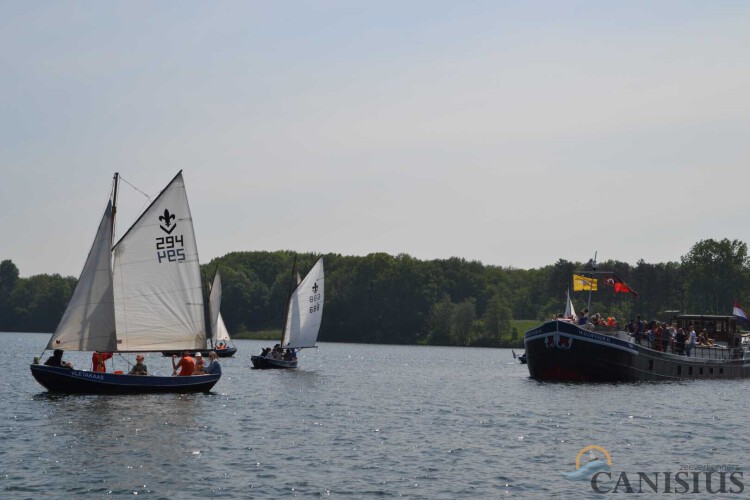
[250,355,297,369]
[30,364,221,394]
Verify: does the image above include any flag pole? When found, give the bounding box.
[587,251,597,312]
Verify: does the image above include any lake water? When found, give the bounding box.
[2,332,749,498]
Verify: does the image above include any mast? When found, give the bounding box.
[280,255,297,346]
[111,172,119,244]
[587,251,597,312]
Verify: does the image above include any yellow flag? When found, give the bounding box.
[573,274,598,291]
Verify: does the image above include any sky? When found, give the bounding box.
[2,1,750,277]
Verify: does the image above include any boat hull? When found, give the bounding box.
[525,320,750,382]
[161,347,237,358]
[30,364,221,394]
[250,355,298,369]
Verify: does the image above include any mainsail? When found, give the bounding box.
[113,172,206,351]
[281,257,324,349]
[47,199,117,351]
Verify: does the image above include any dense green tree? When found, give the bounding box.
[3,238,749,345]
[681,239,750,313]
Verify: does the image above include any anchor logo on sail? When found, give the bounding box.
[159,209,177,234]
[312,283,318,293]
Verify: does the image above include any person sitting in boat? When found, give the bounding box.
[698,329,715,346]
[216,342,226,350]
[205,351,222,375]
[92,351,113,373]
[44,349,72,369]
[129,354,148,375]
[172,351,195,376]
[606,316,616,328]
[193,352,205,375]
[270,344,283,360]
[578,309,589,326]
[259,347,270,357]
[591,313,602,326]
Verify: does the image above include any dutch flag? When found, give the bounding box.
[733,300,749,326]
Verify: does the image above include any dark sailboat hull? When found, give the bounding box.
[525,320,750,382]
[160,347,237,358]
[250,356,298,369]
[30,364,221,394]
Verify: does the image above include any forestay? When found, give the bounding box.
[282,257,324,349]
[112,172,206,351]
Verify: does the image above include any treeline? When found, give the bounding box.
[2,239,749,347]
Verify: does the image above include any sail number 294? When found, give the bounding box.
[155,236,186,263]
[309,293,321,313]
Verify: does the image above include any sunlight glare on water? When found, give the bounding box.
[2,333,749,498]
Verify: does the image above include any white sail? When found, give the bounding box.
[47,199,117,351]
[282,257,324,349]
[216,312,231,343]
[112,172,206,351]
[208,270,223,344]
[564,288,577,320]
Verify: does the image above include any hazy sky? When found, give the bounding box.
[3,1,750,277]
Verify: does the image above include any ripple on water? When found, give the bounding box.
[4,336,750,498]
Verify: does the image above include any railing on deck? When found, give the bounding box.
[583,323,748,360]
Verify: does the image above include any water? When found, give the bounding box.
[2,332,749,498]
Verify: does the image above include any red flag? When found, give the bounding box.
[604,275,638,297]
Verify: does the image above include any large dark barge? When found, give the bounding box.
[524,314,750,381]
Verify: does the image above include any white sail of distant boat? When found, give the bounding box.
[564,288,577,320]
[207,269,233,346]
[281,257,324,349]
[208,269,223,346]
[216,313,230,343]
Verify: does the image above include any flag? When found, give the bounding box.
[603,275,638,297]
[573,274,597,291]
[733,301,749,325]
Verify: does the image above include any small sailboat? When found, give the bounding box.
[512,349,527,364]
[251,257,324,369]
[30,172,221,394]
[206,269,237,357]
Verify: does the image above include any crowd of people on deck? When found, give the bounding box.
[554,310,720,357]
[42,349,222,376]
[259,344,297,362]
[625,318,716,356]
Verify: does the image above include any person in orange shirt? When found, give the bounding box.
[92,351,113,372]
[172,351,195,376]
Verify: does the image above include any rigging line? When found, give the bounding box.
[118,175,152,202]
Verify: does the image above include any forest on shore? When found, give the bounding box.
[1,238,749,348]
